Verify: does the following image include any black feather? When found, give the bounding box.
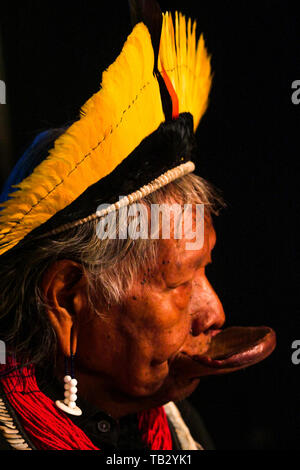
[128,0,173,121]
[128,0,162,66]
[157,72,173,121]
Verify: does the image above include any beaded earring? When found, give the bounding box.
[55,353,82,416]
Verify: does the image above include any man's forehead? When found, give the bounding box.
[158,215,216,266]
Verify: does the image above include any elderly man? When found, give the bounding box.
[0,1,275,451]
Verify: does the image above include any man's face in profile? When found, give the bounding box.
[44,199,275,419]
[75,210,226,416]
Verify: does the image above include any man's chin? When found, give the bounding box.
[108,376,200,418]
[159,376,200,404]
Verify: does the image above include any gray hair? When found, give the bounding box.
[0,173,224,366]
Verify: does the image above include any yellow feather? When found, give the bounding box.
[0,12,212,256]
[0,24,164,255]
[158,12,212,131]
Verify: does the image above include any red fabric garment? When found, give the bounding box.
[0,357,172,450]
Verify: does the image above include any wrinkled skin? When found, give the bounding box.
[43,211,275,418]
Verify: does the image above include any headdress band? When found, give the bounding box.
[41,160,195,237]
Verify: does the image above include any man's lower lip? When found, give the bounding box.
[205,328,222,339]
[175,326,276,375]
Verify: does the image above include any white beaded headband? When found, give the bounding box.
[42,161,195,237]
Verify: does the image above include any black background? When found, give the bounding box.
[0,0,299,450]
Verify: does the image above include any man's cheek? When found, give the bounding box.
[123,360,169,396]
[147,306,191,369]
[171,284,193,310]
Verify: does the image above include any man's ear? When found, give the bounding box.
[42,260,87,357]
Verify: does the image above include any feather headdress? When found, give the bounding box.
[0,5,211,257]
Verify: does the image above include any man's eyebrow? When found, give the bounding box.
[190,251,208,269]
[207,235,216,262]
[210,234,217,251]
[210,230,217,251]
[193,253,212,268]
[191,236,216,268]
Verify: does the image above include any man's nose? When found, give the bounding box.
[189,276,225,336]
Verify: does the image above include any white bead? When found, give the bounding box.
[70,386,77,394]
[64,390,70,398]
[64,375,72,383]
[64,398,69,405]
[69,402,76,409]
[69,394,77,402]
[70,378,77,386]
[55,400,82,416]
[64,383,70,390]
